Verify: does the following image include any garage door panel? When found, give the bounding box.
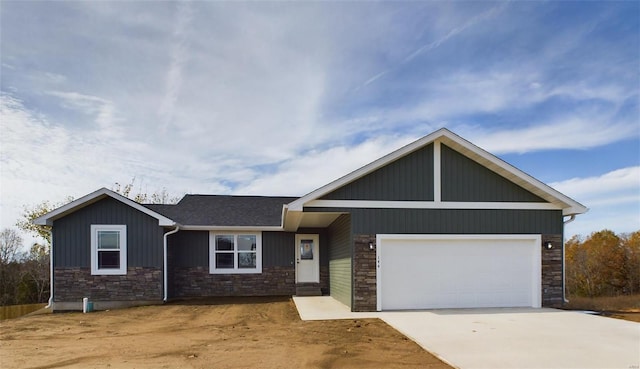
[378,235,541,310]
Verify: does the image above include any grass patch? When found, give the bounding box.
[564,294,640,312]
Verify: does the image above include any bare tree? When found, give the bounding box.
[20,243,50,303]
[0,228,22,265]
[0,229,23,305]
[113,177,181,204]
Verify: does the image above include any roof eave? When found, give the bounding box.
[32,188,176,227]
[288,128,587,215]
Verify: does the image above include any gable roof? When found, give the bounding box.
[33,188,176,226]
[145,195,297,228]
[288,128,588,216]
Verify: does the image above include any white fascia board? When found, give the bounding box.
[180,225,283,231]
[438,133,588,215]
[288,128,587,215]
[377,233,542,242]
[305,200,562,211]
[288,128,452,211]
[32,187,176,227]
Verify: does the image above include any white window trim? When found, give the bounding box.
[209,232,262,274]
[90,224,127,275]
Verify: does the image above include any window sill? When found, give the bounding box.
[91,269,127,276]
[210,268,262,275]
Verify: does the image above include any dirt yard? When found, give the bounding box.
[0,297,451,369]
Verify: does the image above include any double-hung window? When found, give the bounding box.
[91,225,127,275]
[209,232,262,274]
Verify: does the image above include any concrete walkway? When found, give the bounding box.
[292,296,640,369]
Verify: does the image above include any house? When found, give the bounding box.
[34,128,587,312]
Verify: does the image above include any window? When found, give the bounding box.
[209,232,262,274]
[91,225,127,275]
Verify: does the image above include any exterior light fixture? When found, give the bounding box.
[546,242,553,249]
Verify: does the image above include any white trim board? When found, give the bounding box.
[33,187,176,227]
[288,128,587,216]
[305,200,561,211]
[434,140,441,202]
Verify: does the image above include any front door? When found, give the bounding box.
[295,234,319,283]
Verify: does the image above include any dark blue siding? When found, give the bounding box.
[167,231,208,267]
[441,144,545,202]
[53,197,164,268]
[167,230,328,268]
[322,144,434,201]
[263,232,295,267]
[306,208,562,235]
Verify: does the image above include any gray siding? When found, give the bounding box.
[328,214,352,307]
[167,231,208,267]
[441,144,545,202]
[52,197,164,268]
[263,232,295,267]
[168,230,327,268]
[322,144,434,201]
[307,208,562,235]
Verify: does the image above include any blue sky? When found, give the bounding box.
[1,1,638,246]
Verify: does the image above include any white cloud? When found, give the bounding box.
[550,166,640,200]
[158,1,193,131]
[236,135,417,196]
[465,118,638,154]
[552,167,640,237]
[1,1,637,247]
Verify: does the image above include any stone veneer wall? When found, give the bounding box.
[54,267,162,302]
[171,265,308,298]
[292,266,330,295]
[351,233,565,312]
[352,234,377,312]
[541,234,563,307]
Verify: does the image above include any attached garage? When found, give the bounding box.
[376,234,542,310]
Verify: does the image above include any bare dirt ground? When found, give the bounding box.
[0,297,451,369]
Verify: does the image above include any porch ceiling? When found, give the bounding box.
[296,212,344,229]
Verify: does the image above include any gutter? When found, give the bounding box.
[45,230,53,309]
[163,225,180,302]
[562,215,577,303]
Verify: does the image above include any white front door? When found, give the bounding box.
[295,234,319,283]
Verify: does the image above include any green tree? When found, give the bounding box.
[16,199,72,247]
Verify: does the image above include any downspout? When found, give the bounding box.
[562,215,576,303]
[45,229,53,309]
[163,225,180,302]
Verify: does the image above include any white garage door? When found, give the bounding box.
[377,235,541,310]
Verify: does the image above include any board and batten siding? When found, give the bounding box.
[306,208,562,235]
[167,231,209,267]
[441,144,545,202]
[327,214,352,307]
[262,232,295,267]
[321,144,434,201]
[167,230,327,269]
[52,197,164,268]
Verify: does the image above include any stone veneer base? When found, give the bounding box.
[352,233,565,312]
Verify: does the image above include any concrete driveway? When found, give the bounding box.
[293,296,640,369]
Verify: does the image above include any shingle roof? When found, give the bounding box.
[144,195,298,227]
